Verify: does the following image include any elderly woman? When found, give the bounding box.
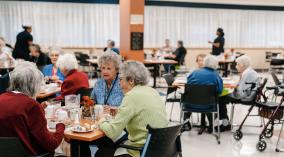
[91,52,123,106]
[55,53,89,100]
[0,37,15,66]
[94,61,168,157]
[0,61,65,156]
[186,55,223,134]
[42,47,65,83]
[29,44,51,70]
[218,55,259,132]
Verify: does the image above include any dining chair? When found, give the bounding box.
[0,137,49,157]
[180,84,221,144]
[117,123,183,157]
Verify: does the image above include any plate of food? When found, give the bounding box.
[71,125,94,133]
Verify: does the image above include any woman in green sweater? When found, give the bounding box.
[96,61,168,157]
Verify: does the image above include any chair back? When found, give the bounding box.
[271,72,281,86]
[141,124,182,157]
[0,137,29,157]
[163,73,179,96]
[181,84,218,113]
[163,73,175,86]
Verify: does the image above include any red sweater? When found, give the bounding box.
[0,92,65,155]
[56,69,89,100]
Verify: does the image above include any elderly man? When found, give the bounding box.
[0,61,65,156]
[219,55,259,132]
[184,55,223,134]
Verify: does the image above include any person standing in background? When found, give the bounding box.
[12,25,33,60]
[209,28,225,56]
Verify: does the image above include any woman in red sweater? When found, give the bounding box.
[55,53,89,100]
[0,61,65,156]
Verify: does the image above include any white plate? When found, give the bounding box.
[71,126,94,133]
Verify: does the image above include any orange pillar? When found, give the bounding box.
[120,0,145,62]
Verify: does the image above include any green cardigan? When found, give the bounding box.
[99,85,168,157]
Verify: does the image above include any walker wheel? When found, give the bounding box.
[264,129,273,138]
[233,130,243,141]
[256,141,267,152]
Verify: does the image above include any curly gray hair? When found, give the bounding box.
[119,61,150,86]
[98,52,122,71]
[8,61,43,98]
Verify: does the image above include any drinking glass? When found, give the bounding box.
[65,94,80,109]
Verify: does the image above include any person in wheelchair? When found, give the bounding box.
[219,55,260,132]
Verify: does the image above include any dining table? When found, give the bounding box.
[172,77,237,89]
[48,118,105,157]
[37,84,61,99]
[144,59,178,88]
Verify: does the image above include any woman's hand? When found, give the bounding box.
[41,101,48,109]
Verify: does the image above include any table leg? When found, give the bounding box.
[153,64,157,88]
[223,63,229,77]
[71,140,80,157]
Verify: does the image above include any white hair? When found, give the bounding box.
[119,61,150,86]
[236,55,251,69]
[203,55,219,70]
[8,61,43,98]
[56,53,78,71]
[98,52,122,71]
[49,46,63,56]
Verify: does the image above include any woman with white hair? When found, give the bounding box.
[94,61,168,157]
[0,61,65,156]
[91,52,123,106]
[218,55,259,132]
[185,55,223,134]
[42,47,65,83]
[55,53,89,100]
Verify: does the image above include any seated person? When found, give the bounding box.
[164,40,187,73]
[91,52,123,106]
[55,54,89,100]
[160,39,175,54]
[219,55,259,132]
[95,61,168,157]
[186,55,223,134]
[42,47,65,83]
[0,61,65,156]
[29,44,51,70]
[103,40,119,55]
[0,37,15,66]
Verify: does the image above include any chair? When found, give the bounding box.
[118,123,183,157]
[0,137,49,157]
[163,73,181,121]
[180,84,220,144]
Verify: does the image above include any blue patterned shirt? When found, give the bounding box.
[91,77,124,106]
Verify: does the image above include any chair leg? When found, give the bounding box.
[230,103,235,130]
[169,102,174,121]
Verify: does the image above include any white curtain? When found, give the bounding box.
[144,6,284,48]
[0,1,119,47]
[1,1,284,48]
